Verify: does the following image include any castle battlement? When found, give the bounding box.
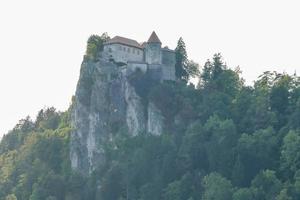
[102,31,176,81]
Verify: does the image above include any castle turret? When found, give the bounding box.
[145,31,162,64]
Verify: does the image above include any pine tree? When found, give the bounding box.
[175,37,188,81]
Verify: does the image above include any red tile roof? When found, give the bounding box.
[104,31,162,49]
[147,31,161,43]
[140,42,147,48]
[105,36,142,49]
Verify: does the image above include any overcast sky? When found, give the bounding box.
[0,0,299,137]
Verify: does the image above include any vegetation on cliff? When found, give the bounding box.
[85,33,110,61]
[1,35,300,199]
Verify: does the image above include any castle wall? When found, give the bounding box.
[126,62,147,75]
[162,65,176,81]
[161,49,176,81]
[162,49,176,66]
[145,43,162,64]
[103,37,176,82]
[103,44,143,63]
[148,64,162,81]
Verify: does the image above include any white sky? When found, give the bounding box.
[0,0,299,137]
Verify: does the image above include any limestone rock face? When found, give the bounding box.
[147,102,163,136]
[70,59,165,174]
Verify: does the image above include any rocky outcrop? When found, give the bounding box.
[147,102,163,136]
[70,58,165,174]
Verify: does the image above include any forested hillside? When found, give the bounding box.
[1,38,300,199]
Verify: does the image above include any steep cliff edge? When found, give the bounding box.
[70,59,164,174]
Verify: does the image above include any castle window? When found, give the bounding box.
[137,51,140,55]
[123,47,126,51]
[127,48,130,53]
[108,48,112,53]
[119,46,122,50]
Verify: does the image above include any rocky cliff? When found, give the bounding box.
[70,59,164,174]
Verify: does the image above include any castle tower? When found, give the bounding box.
[145,31,162,64]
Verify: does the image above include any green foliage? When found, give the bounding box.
[186,60,200,79]
[1,53,300,199]
[175,37,188,80]
[280,130,300,178]
[5,194,17,200]
[197,54,244,121]
[163,173,195,200]
[149,81,200,129]
[289,99,300,129]
[251,170,282,200]
[0,108,72,200]
[233,188,254,200]
[175,37,200,81]
[35,107,61,130]
[199,53,242,96]
[85,33,110,60]
[276,189,292,200]
[233,127,279,186]
[163,180,182,200]
[202,172,233,200]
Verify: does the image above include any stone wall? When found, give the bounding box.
[145,43,162,64]
[127,62,147,74]
[161,49,176,81]
[162,65,176,81]
[103,43,144,63]
[162,48,175,66]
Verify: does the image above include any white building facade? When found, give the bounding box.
[103,31,176,81]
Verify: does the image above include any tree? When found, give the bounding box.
[294,170,300,196]
[280,130,300,178]
[186,60,200,79]
[5,194,17,200]
[270,73,293,129]
[100,163,124,200]
[233,188,254,200]
[270,74,291,114]
[35,107,61,130]
[289,99,300,129]
[14,116,34,133]
[175,37,188,80]
[202,172,233,200]
[163,173,195,200]
[178,122,209,173]
[200,53,225,87]
[175,37,200,81]
[276,189,292,200]
[198,54,243,120]
[251,170,282,200]
[85,33,110,60]
[163,180,181,200]
[254,71,276,91]
[203,115,237,178]
[233,128,279,186]
[231,86,254,133]
[200,53,241,95]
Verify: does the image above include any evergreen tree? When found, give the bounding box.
[175,37,188,81]
[175,38,200,82]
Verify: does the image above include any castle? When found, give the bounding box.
[102,31,176,81]
[71,32,177,173]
